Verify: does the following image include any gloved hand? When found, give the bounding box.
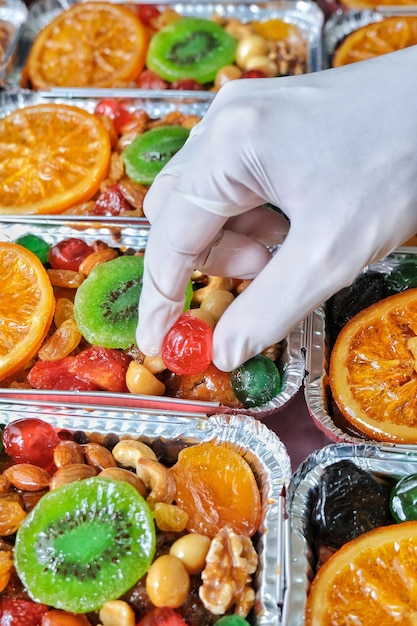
[137,46,417,372]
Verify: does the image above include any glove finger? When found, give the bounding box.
[137,199,227,357]
[211,231,363,372]
[194,229,272,279]
[143,172,179,223]
[227,205,289,248]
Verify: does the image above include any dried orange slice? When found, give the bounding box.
[0,242,55,382]
[0,103,111,215]
[27,2,148,89]
[340,0,417,9]
[329,288,417,443]
[305,521,417,625]
[333,16,417,67]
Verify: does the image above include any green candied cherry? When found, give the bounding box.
[146,17,237,84]
[387,258,417,293]
[213,617,250,625]
[230,353,282,408]
[14,234,50,265]
[390,473,417,522]
[122,125,190,186]
[15,477,156,613]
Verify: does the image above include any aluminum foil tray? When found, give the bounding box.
[1,0,324,90]
[283,442,417,625]
[303,247,417,442]
[0,0,27,79]
[0,406,291,625]
[0,218,305,417]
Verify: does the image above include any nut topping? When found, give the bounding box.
[199,526,258,616]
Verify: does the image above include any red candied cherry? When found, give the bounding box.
[170,78,204,91]
[136,607,188,625]
[67,346,130,393]
[161,312,213,376]
[136,3,162,28]
[42,609,92,625]
[0,598,48,626]
[135,69,169,90]
[94,98,133,134]
[48,238,94,271]
[92,183,131,216]
[241,69,268,79]
[2,418,60,469]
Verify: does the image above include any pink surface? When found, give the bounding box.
[263,385,332,471]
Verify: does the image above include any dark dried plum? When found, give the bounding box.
[326,271,390,344]
[311,460,391,549]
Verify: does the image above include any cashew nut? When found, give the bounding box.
[98,467,147,498]
[111,440,157,488]
[192,276,234,305]
[137,458,177,506]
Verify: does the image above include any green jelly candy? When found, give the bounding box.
[14,477,156,613]
[15,234,50,264]
[213,617,250,626]
[122,125,190,186]
[390,473,417,522]
[230,353,282,408]
[387,259,417,293]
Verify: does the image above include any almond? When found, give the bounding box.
[53,440,84,468]
[49,463,97,490]
[82,442,117,471]
[3,464,50,491]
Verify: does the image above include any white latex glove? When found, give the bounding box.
[137,46,417,372]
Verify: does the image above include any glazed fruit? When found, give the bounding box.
[146,17,237,83]
[230,353,281,408]
[329,288,417,443]
[2,418,60,470]
[333,16,417,67]
[27,2,149,89]
[136,607,188,625]
[387,258,417,293]
[213,617,250,626]
[0,242,55,381]
[122,126,190,185]
[161,312,213,375]
[171,441,261,538]
[74,255,145,349]
[390,473,417,522]
[0,104,111,215]
[15,477,156,613]
[311,460,391,549]
[0,598,49,625]
[48,238,95,271]
[14,234,50,265]
[305,521,417,624]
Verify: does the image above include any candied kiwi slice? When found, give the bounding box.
[74,255,144,349]
[146,17,237,84]
[14,477,156,613]
[122,125,190,186]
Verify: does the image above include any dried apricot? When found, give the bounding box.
[171,442,261,538]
